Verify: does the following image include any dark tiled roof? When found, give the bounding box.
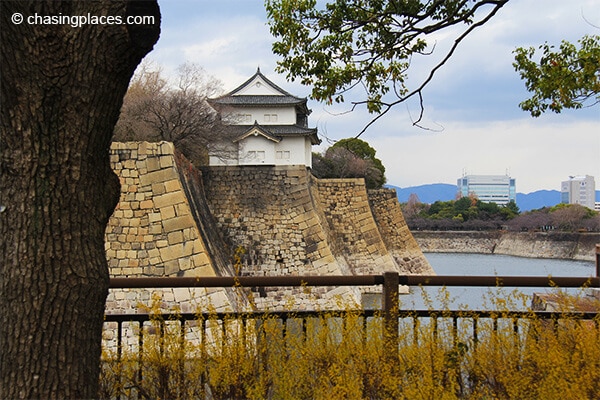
[208,68,310,113]
[232,123,281,143]
[210,95,306,107]
[229,123,321,145]
[227,68,300,98]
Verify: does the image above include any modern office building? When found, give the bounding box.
[457,174,516,205]
[561,175,596,209]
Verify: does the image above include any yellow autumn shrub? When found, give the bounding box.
[100,288,600,399]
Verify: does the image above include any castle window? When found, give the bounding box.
[264,114,277,122]
[236,114,252,123]
[276,151,290,160]
[247,151,265,161]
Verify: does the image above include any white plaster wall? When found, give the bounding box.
[209,135,311,166]
[209,142,239,166]
[239,136,276,165]
[305,140,313,168]
[224,106,296,125]
[274,136,310,165]
[235,76,282,96]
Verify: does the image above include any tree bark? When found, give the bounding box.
[0,1,159,398]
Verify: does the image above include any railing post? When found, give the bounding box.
[596,244,600,278]
[383,271,399,354]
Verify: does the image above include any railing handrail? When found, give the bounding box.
[109,274,600,289]
[104,309,600,322]
[107,272,600,348]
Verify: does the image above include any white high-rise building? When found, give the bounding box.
[561,175,596,209]
[457,174,516,205]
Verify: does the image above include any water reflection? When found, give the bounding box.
[398,253,596,311]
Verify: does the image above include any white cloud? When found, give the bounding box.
[150,0,600,194]
[369,118,600,193]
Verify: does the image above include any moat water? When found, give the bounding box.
[398,253,596,310]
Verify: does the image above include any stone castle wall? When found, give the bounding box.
[105,142,432,312]
[312,178,397,276]
[106,142,214,278]
[105,142,236,317]
[199,165,361,308]
[200,166,433,303]
[413,230,599,261]
[367,189,434,274]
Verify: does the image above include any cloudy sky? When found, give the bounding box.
[150,0,599,193]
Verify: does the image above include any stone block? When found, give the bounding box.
[163,179,180,193]
[145,157,160,172]
[148,212,161,223]
[206,291,231,311]
[178,257,192,271]
[159,243,185,262]
[167,231,184,245]
[143,265,164,276]
[182,228,196,241]
[164,260,180,276]
[128,259,139,268]
[137,141,149,155]
[160,206,176,220]
[192,252,211,268]
[151,182,166,195]
[159,155,173,168]
[173,287,192,303]
[149,225,163,235]
[139,168,178,187]
[162,289,175,302]
[182,241,195,256]
[162,215,194,233]
[143,235,154,243]
[160,142,174,154]
[123,159,136,170]
[149,257,162,266]
[154,191,187,209]
[175,203,190,217]
[181,266,215,277]
[140,200,153,209]
[113,291,126,301]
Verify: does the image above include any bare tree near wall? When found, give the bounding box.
[114,61,237,166]
[0,1,160,398]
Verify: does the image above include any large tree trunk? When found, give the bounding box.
[0,1,159,398]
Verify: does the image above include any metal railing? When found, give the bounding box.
[107,272,600,348]
[103,268,600,399]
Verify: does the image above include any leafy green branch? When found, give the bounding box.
[514,34,600,117]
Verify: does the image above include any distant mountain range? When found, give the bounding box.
[387,184,457,205]
[386,183,600,212]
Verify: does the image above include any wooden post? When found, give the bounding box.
[596,244,600,278]
[382,272,399,354]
